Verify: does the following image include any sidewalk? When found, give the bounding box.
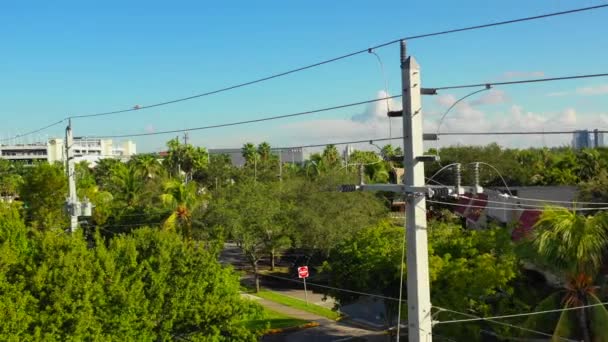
[244,292,387,342]
[242,293,333,324]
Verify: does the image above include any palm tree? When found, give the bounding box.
[109,164,144,209]
[131,154,164,179]
[241,143,258,166]
[257,142,272,162]
[160,180,204,237]
[322,144,341,169]
[525,208,608,341]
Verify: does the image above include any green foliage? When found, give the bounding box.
[19,162,68,230]
[165,138,209,180]
[255,290,341,320]
[578,170,608,208]
[527,208,608,277]
[0,222,260,341]
[241,308,308,332]
[428,144,607,186]
[518,209,608,340]
[324,221,519,339]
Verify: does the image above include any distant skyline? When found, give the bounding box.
[1,1,607,152]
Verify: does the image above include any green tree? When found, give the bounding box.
[257,142,272,162]
[322,144,341,169]
[0,221,260,340]
[19,162,68,230]
[241,143,258,166]
[165,138,209,181]
[324,221,518,339]
[160,179,206,237]
[578,170,608,209]
[206,181,291,291]
[0,159,23,200]
[130,153,165,180]
[522,208,608,341]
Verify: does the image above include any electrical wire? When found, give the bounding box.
[434,87,491,165]
[250,271,407,303]
[456,194,606,211]
[395,198,416,340]
[435,72,608,91]
[435,301,608,325]
[0,119,67,143]
[89,96,401,139]
[438,130,608,135]
[4,4,606,143]
[186,127,608,154]
[426,163,461,184]
[68,4,608,120]
[427,199,608,212]
[368,49,393,146]
[471,162,514,196]
[5,72,608,145]
[432,306,576,342]
[88,72,608,140]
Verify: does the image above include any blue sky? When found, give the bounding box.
[1,0,607,152]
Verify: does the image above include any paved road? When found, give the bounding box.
[246,291,387,342]
[222,243,388,341]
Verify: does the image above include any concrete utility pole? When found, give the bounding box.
[400,40,432,342]
[65,120,92,233]
[340,41,482,342]
[65,119,79,232]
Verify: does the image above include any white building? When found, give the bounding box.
[0,137,136,165]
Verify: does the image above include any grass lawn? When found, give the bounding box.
[256,290,341,320]
[243,307,309,332]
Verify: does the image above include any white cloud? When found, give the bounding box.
[351,90,401,122]
[546,84,608,97]
[470,89,509,106]
[577,84,608,96]
[276,88,608,150]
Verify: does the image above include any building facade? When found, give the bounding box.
[208,147,307,167]
[572,130,592,149]
[572,129,605,149]
[0,137,136,165]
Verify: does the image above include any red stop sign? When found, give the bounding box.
[298,266,309,278]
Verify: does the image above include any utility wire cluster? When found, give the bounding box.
[3,4,608,339]
[2,4,608,142]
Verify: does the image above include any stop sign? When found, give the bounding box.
[298,266,309,279]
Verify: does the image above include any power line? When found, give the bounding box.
[0,119,66,143]
[435,301,608,325]
[435,72,608,91]
[439,130,608,136]
[251,271,407,303]
[433,306,576,342]
[89,96,401,139]
[3,2,608,144]
[456,194,608,211]
[69,4,608,120]
[427,199,608,212]
[79,72,608,140]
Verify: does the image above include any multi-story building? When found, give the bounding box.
[572,130,592,149]
[0,137,136,165]
[208,147,307,167]
[594,129,605,148]
[572,129,605,149]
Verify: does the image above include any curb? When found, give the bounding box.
[264,321,320,335]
